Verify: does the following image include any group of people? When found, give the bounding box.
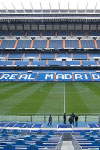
[63,112,78,127]
[68,113,78,127]
[48,113,78,127]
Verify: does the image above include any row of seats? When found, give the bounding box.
[0,122,71,128]
[1,52,100,60]
[0,72,100,81]
[72,130,100,150]
[0,30,100,36]
[0,128,62,150]
[0,40,100,49]
[0,60,98,66]
[0,122,43,128]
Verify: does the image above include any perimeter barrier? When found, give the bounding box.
[0,113,99,123]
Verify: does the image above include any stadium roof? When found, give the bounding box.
[0,0,100,13]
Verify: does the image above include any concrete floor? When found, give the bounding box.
[61,141,74,150]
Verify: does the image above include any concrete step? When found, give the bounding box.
[61,141,74,150]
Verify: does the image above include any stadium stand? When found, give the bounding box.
[0,127,62,150]
[1,30,100,37]
[72,130,100,150]
[16,40,31,49]
[73,53,87,59]
[81,40,95,49]
[33,40,47,49]
[40,53,55,59]
[1,1,100,149]
[49,40,63,49]
[14,61,29,66]
[96,40,100,48]
[8,53,23,59]
[65,40,79,48]
[1,40,16,49]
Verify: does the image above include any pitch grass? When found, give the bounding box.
[0,82,100,115]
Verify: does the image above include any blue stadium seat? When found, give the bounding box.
[1,40,15,49]
[49,40,63,49]
[16,139,25,145]
[57,31,70,36]
[0,61,13,66]
[65,61,80,66]
[27,31,40,36]
[16,40,31,49]
[82,61,97,66]
[88,124,98,128]
[27,144,38,150]
[41,53,55,59]
[89,53,100,58]
[31,61,46,66]
[96,40,100,48]
[73,53,87,59]
[12,31,25,36]
[58,124,72,128]
[65,40,79,48]
[81,40,95,48]
[4,144,15,150]
[33,40,47,49]
[9,53,23,59]
[57,53,71,58]
[24,53,39,59]
[48,61,63,66]
[14,61,29,66]
[0,31,10,36]
[33,124,42,128]
[72,31,85,36]
[43,31,55,36]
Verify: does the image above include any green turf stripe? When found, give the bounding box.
[90,82,100,88]
[0,82,38,114]
[4,82,49,114]
[83,82,100,97]
[65,82,89,114]
[81,82,100,113]
[0,82,100,115]
[9,82,48,114]
[0,82,31,94]
[0,82,34,97]
[38,82,64,114]
[0,82,14,88]
[27,82,56,114]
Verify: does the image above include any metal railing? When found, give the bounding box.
[72,135,82,150]
[0,113,100,123]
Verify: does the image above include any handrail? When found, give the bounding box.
[0,113,99,122]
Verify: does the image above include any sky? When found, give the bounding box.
[0,0,100,10]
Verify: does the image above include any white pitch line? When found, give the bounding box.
[64,82,66,113]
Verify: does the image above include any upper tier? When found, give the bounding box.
[0,31,100,37]
[0,39,100,49]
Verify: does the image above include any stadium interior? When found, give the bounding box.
[1,0,100,149]
[1,20,100,81]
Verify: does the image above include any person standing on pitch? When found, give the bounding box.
[63,113,66,124]
[75,115,78,127]
[69,116,73,126]
[48,115,52,126]
[71,112,75,125]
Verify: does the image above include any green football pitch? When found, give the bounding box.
[0,82,100,115]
